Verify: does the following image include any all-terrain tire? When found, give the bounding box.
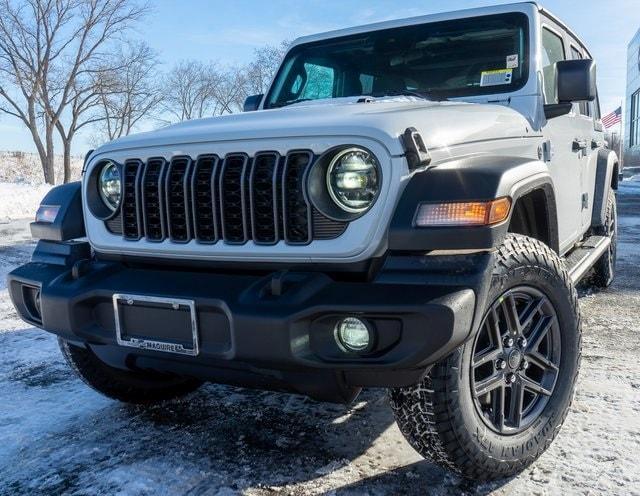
[60,338,203,404]
[591,191,617,288]
[389,234,581,481]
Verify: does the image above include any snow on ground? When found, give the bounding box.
[0,182,51,223]
[0,177,639,495]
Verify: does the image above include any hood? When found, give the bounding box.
[95,96,532,157]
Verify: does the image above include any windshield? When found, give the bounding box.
[266,13,529,108]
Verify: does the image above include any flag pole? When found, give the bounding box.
[620,100,624,173]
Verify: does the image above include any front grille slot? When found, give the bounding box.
[141,158,166,241]
[191,155,219,243]
[282,152,313,244]
[165,156,192,243]
[110,150,348,245]
[219,154,249,244]
[250,152,279,244]
[121,160,143,240]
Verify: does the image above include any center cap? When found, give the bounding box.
[508,349,523,369]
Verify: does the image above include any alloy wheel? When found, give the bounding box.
[470,286,561,434]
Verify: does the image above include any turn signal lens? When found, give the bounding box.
[35,205,60,224]
[415,198,511,227]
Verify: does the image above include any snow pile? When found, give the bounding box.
[0,150,83,185]
[0,182,52,222]
[0,150,84,221]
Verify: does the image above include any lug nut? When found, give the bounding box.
[496,359,507,370]
[504,337,515,348]
[518,337,528,348]
[521,360,529,371]
[506,373,517,384]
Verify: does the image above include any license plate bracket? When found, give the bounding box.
[113,293,200,356]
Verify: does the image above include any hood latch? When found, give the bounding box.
[401,127,431,171]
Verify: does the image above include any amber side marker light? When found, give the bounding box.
[415,197,512,227]
[35,205,60,224]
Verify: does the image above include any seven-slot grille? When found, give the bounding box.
[107,151,347,245]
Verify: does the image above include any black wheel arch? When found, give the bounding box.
[591,149,619,229]
[30,181,86,241]
[388,155,559,253]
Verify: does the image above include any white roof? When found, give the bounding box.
[290,1,591,57]
[291,2,541,48]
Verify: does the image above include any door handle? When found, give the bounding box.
[572,139,588,151]
[591,139,604,149]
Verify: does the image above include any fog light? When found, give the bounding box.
[336,317,372,352]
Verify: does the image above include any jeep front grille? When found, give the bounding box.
[105,151,347,245]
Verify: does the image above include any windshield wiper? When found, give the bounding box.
[270,98,314,109]
[371,90,448,102]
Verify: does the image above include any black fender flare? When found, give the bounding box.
[388,155,559,252]
[30,182,85,241]
[591,149,619,228]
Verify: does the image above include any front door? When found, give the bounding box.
[540,23,584,253]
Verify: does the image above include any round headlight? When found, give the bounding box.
[98,161,121,211]
[327,148,379,213]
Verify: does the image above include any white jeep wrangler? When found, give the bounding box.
[9,1,619,481]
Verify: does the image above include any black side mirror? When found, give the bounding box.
[544,59,596,120]
[243,94,263,112]
[557,59,596,103]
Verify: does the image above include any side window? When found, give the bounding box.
[541,27,566,104]
[570,46,590,116]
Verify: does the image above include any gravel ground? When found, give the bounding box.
[0,177,639,496]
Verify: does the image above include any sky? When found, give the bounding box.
[0,0,638,155]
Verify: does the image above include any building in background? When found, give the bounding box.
[625,28,640,168]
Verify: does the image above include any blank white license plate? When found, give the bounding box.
[113,294,200,356]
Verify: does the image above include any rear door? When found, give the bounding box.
[569,42,606,231]
[539,21,583,253]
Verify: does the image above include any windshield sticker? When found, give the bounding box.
[480,69,513,87]
[506,54,519,69]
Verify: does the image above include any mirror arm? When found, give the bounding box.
[544,102,573,120]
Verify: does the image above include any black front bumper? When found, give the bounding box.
[8,242,493,403]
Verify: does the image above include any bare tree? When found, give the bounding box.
[211,67,248,115]
[163,60,221,122]
[244,41,290,96]
[93,42,162,144]
[0,0,148,184]
[162,41,289,123]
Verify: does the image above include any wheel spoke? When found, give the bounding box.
[501,295,522,336]
[507,380,524,428]
[526,351,559,373]
[474,373,504,397]
[526,315,553,352]
[518,297,544,332]
[473,348,502,368]
[520,375,553,397]
[488,308,504,350]
[492,384,506,432]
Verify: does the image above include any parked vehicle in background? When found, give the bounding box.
[8,1,618,481]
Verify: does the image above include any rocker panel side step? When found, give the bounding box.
[564,235,611,284]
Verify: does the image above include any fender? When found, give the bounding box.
[30,182,85,242]
[591,149,619,228]
[388,155,559,252]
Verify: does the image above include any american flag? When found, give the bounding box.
[602,106,622,128]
